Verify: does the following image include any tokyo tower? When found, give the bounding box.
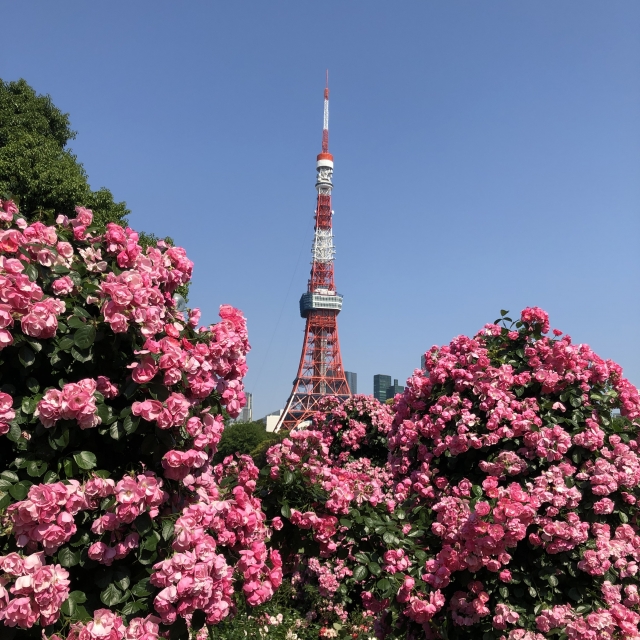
[275,76,351,431]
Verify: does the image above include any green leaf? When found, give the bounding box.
[23,263,38,282]
[58,336,74,351]
[283,470,294,485]
[18,345,36,368]
[70,589,86,603]
[135,513,153,536]
[131,578,152,597]
[73,451,97,470]
[52,264,70,274]
[113,567,130,591]
[71,345,93,362]
[368,562,382,576]
[109,422,122,440]
[73,306,91,318]
[281,503,291,519]
[376,578,391,591]
[100,583,122,607]
[73,325,96,349]
[352,565,368,581]
[0,492,12,510]
[21,396,37,415]
[43,470,58,483]
[339,518,352,529]
[142,530,161,552]
[96,403,112,424]
[62,457,75,477]
[499,586,509,599]
[620,512,629,524]
[61,590,87,616]
[58,546,80,567]
[1,471,18,483]
[162,519,175,541]
[121,601,145,616]
[26,459,48,477]
[67,316,86,329]
[25,378,39,393]
[9,481,30,500]
[123,414,139,435]
[548,575,559,587]
[382,531,396,544]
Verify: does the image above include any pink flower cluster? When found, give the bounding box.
[36,378,103,429]
[128,304,249,418]
[132,392,191,429]
[534,601,640,639]
[316,394,394,463]
[0,201,262,636]
[8,473,166,559]
[66,609,161,640]
[8,482,83,554]
[151,455,278,624]
[383,307,640,636]
[0,552,69,629]
[0,391,15,435]
[0,204,76,351]
[267,427,394,518]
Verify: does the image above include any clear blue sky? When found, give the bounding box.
[2,2,639,419]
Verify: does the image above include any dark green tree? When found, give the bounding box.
[0,78,129,229]
[214,421,281,464]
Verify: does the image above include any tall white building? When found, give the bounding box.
[236,392,253,423]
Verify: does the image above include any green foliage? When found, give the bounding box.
[214,421,279,464]
[0,78,129,230]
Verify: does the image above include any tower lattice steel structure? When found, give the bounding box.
[275,77,350,431]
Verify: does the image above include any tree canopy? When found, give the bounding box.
[0,79,129,230]
[214,421,281,463]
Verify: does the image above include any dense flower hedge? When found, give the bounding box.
[0,201,282,639]
[261,309,640,639]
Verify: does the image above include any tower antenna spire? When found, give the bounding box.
[275,75,350,432]
[322,69,330,153]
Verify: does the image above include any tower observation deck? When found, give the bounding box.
[275,76,351,431]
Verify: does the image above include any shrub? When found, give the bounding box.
[213,421,278,464]
[0,200,282,639]
[259,395,399,638]
[385,307,640,638]
[262,310,640,640]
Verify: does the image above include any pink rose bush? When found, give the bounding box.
[377,307,640,638]
[258,309,640,639]
[0,200,274,639]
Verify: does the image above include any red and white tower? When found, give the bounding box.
[275,77,351,431]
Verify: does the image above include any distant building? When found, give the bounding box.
[386,379,405,399]
[236,392,253,423]
[373,374,392,402]
[258,409,284,433]
[421,354,426,370]
[345,371,357,394]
